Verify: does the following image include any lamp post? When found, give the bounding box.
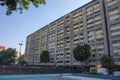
[19,41,23,58]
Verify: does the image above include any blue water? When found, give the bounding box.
[0,74,72,80]
[74,74,120,80]
[0,73,119,80]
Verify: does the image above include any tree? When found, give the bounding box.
[19,54,27,66]
[0,0,46,15]
[73,44,91,66]
[40,51,50,66]
[0,50,4,65]
[0,48,16,65]
[100,55,115,74]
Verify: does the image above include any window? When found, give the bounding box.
[107,0,118,8]
[113,46,120,50]
[111,28,120,33]
[110,18,120,22]
[96,33,103,37]
[97,43,104,46]
[112,40,120,44]
[112,34,120,38]
[110,23,120,28]
[97,48,104,51]
[86,6,93,16]
[96,38,104,42]
[94,2,100,13]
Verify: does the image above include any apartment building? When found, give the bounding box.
[25,0,120,66]
[104,0,120,65]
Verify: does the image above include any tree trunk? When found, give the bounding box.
[81,61,84,73]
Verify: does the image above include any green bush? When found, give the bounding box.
[112,65,120,71]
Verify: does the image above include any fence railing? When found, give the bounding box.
[0,65,83,75]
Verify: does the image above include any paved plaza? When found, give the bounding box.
[62,76,110,80]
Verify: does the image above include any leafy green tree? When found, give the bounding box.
[73,44,91,66]
[0,0,46,15]
[100,55,115,74]
[19,54,27,66]
[0,50,4,65]
[40,51,50,66]
[0,48,16,65]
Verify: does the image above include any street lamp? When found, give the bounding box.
[19,41,23,57]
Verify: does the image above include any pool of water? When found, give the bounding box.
[0,74,70,80]
[0,74,119,80]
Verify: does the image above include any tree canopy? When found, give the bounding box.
[0,0,46,15]
[73,44,91,62]
[19,54,27,66]
[40,51,50,65]
[0,48,16,65]
[100,55,115,74]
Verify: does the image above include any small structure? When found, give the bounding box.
[97,68,108,75]
[113,71,120,77]
[0,46,5,51]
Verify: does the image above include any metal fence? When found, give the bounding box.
[0,65,83,75]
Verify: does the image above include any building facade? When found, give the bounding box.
[25,0,120,66]
[104,0,120,65]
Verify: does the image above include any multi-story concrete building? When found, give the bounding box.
[104,0,120,65]
[25,0,120,66]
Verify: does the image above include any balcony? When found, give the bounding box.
[65,50,70,53]
[73,26,79,30]
[80,40,84,42]
[66,28,70,32]
[73,37,79,41]
[87,23,94,28]
[66,19,70,24]
[96,30,103,34]
[65,44,70,49]
[91,47,96,49]
[107,0,118,6]
[87,12,93,16]
[94,4,100,8]
[113,50,120,53]
[65,34,70,38]
[96,36,103,39]
[95,16,101,21]
[113,43,120,47]
[109,10,119,15]
[73,40,79,44]
[73,31,79,36]
[97,51,104,54]
[97,46,104,49]
[57,36,64,40]
[94,8,100,13]
[110,26,120,30]
[87,19,94,23]
[57,30,64,35]
[111,32,120,36]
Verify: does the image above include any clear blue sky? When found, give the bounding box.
[0,0,91,54]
